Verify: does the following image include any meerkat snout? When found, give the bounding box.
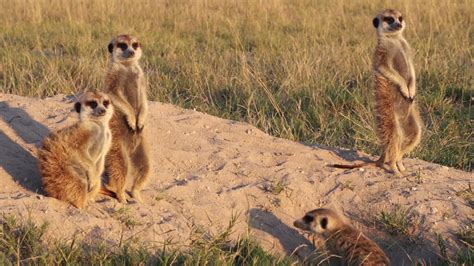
[107,34,142,63]
[294,209,339,236]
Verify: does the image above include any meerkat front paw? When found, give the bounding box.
[400,85,411,99]
[136,117,145,133]
[126,116,137,131]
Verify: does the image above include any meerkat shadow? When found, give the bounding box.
[0,102,49,194]
[248,208,323,262]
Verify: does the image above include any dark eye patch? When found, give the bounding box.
[399,16,403,22]
[132,42,140,50]
[117,42,128,50]
[303,215,314,223]
[383,16,395,24]
[320,217,328,229]
[86,101,98,109]
[103,100,110,108]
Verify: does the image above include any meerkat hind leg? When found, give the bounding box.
[400,109,422,156]
[87,177,102,203]
[396,161,406,172]
[106,145,130,203]
[384,129,403,176]
[130,140,150,203]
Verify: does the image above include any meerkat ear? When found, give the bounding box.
[74,102,81,113]
[373,17,379,28]
[108,42,113,53]
[320,217,328,229]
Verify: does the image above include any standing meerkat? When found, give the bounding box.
[294,208,390,266]
[39,92,114,209]
[103,34,150,203]
[330,9,422,175]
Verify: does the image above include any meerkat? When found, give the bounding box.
[294,208,390,266]
[39,92,115,209]
[103,34,150,203]
[330,9,422,175]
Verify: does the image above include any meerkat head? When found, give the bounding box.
[373,9,405,36]
[74,92,113,123]
[293,208,346,236]
[107,34,142,64]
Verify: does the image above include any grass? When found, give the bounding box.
[113,206,142,229]
[457,224,474,247]
[436,233,473,266]
[0,214,295,265]
[456,184,474,208]
[378,205,419,239]
[0,0,471,171]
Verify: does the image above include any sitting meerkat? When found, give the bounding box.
[294,208,390,266]
[39,92,114,209]
[103,34,151,203]
[330,9,422,175]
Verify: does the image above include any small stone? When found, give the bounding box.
[430,207,438,214]
[37,195,43,200]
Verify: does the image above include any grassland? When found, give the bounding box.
[0,0,472,170]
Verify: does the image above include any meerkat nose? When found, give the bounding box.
[129,50,135,56]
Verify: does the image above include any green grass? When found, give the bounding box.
[0,0,472,170]
[0,214,295,265]
[378,205,419,239]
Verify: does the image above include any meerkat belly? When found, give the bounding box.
[393,49,411,84]
[123,72,142,111]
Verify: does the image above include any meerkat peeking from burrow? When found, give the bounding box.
[330,9,422,176]
[294,208,390,265]
[39,92,114,209]
[103,34,151,203]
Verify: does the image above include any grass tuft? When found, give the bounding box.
[378,205,419,239]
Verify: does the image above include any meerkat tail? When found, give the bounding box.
[99,186,117,198]
[328,157,383,169]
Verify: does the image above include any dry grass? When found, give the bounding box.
[0,214,295,265]
[0,0,472,170]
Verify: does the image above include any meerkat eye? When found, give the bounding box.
[383,16,395,24]
[399,16,403,22]
[320,217,328,229]
[132,42,140,50]
[86,101,98,109]
[303,215,314,223]
[117,43,128,50]
[103,100,110,108]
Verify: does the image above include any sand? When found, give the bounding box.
[0,93,472,264]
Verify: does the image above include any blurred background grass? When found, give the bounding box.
[0,0,472,170]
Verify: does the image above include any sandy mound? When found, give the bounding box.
[0,93,472,263]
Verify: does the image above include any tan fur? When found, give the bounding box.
[330,9,422,175]
[294,208,390,266]
[103,34,150,203]
[39,92,113,209]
